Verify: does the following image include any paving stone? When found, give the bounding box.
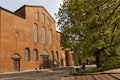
[1,69,120,80]
[110,74,120,79]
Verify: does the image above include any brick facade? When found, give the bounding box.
[0,5,74,73]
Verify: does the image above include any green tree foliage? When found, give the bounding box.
[56,0,120,68]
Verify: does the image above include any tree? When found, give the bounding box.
[56,0,120,68]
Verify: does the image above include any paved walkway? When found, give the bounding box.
[102,68,120,73]
[0,67,120,80]
[61,73,120,80]
[61,68,120,80]
[0,69,70,80]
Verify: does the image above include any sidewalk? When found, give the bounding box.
[102,68,120,73]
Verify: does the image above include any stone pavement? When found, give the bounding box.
[0,67,120,80]
[102,68,120,73]
[0,69,70,80]
[61,68,120,80]
[60,73,120,80]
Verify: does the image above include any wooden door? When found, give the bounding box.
[14,59,20,71]
[42,56,49,68]
[61,59,64,67]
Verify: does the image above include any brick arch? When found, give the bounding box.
[12,53,21,59]
[41,49,48,55]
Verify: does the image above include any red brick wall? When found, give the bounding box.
[65,49,74,66]
[0,6,68,73]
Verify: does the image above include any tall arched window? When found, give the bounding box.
[42,13,45,23]
[36,12,39,20]
[56,51,59,61]
[47,18,50,26]
[42,27,46,44]
[33,49,38,61]
[24,48,30,61]
[33,24,38,43]
[49,30,53,46]
[51,51,54,61]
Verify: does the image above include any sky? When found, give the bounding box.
[0,0,63,21]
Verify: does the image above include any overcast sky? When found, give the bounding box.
[0,0,63,21]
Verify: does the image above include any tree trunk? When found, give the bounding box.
[78,58,81,66]
[95,51,101,68]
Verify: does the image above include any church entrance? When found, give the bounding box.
[12,54,20,71]
[41,50,49,68]
[41,55,49,68]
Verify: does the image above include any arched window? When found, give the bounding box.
[47,18,50,26]
[42,13,45,23]
[51,51,54,61]
[36,12,39,20]
[41,50,48,56]
[33,49,38,61]
[56,51,59,61]
[42,27,46,44]
[12,54,20,59]
[24,48,30,61]
[33,24,38,43]
[49,30,53,46]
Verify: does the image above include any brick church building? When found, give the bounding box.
[0,5,74,73]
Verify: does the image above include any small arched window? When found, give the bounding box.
[49,30,53,46]
[33,24,38,43]
[24,48,30,61]
[42,27,46,44]
[33,49,38,61]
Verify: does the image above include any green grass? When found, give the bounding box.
[77,68,103,74]
[74,56,120,75]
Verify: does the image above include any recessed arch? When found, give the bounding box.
[41,49,49,68]
[12,53,21,59]
[41,49,48,56]
[12,53,21,71]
